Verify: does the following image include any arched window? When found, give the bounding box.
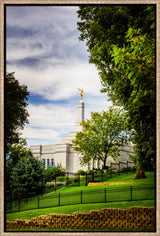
[51,159,54,168]
[43,159,45,168]
[47,159,49,169]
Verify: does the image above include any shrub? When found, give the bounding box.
[94,169,104,176]
[64,177,74,185]
[56,176,67,182]
[132,166,136,171]
[73,177,79,183]
[85,170,93,174]
[46,183,54,189]
[127,166,132,172]
[65,180,73,186]
[56,183,64,187]
[76,170,85,176]
[120,167,127,173]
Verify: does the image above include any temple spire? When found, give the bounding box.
[75,89,85,132]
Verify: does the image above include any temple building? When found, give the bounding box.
[30,93,134,173]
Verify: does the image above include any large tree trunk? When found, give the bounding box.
[135,166,146,179]
[103,155,107,169]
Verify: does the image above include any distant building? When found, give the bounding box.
[30,99,134,173]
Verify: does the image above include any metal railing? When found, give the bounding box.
[6,184,155,214]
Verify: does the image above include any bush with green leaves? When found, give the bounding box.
[65,177,74,186]
[76,170,85,176]
[120,167,128,173]
[73,176,80,183]
[85,170,93,174]
[94,169,104,177]
[46,183,55,189]
[56,183,64,187]
[56,176,67,182]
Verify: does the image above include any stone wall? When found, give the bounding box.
[6,207,155,230]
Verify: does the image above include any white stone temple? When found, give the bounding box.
[30,93,134,173]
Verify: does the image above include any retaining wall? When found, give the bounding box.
[6,207,155,229]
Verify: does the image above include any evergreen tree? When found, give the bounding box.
[10,153,45,199]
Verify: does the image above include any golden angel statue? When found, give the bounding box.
[77,88,84,99]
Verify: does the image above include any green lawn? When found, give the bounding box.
[6,200,155,221]
[42,171,154,196]
[6,171,155,221]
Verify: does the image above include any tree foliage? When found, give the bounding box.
[110,28,155,175]
[77,5,155,177]
[77,5,154,69]
[5,72,29,146]
[6,140,30,190]
[71,108,129,169]
[10,152,45,199]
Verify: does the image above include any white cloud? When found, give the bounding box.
[7,37,50,61]
[21,103,77,145]
[7,60,103,101]
[27,103,77,129]
[23,127,60,140]
[26,138,58,146]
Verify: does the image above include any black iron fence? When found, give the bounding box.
[6,162,136,207]
[6,185,155,214]
[63,161,136,187]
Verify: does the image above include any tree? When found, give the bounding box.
[71,107,129,169]
[10,153,45,199]
[77,5,155,177]
[77,5,154,69]
[6,140,29,190]
[110,28,155,177]
[5,72,29,147]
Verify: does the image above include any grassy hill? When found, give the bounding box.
[6,171,155,221]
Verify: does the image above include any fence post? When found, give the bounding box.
[79,174,80,186]
[18,199,20,212]
[81,190,83,204]
[130,186,132,201]
[102,171,103,182]
[92,171,94,182]
[55,177,56,191]
[38,195,39,209]
[110,163,112,178]
[67,172,69,187]
[59,193,60,206]
[104,188,106,203]
[10,192,12,210]
[85,173,87,186]
[127,161,128,174]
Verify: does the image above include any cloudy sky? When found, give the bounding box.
[6,5,112,146]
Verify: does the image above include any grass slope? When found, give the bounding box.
[6,200,155,221]
[6,171,155,221]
